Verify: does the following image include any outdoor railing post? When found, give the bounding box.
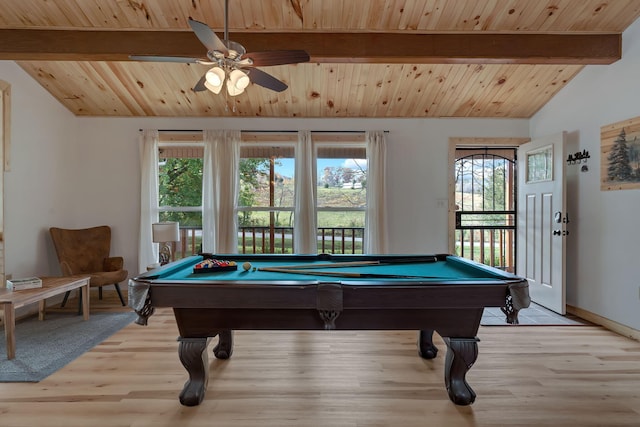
[173,226,366,257]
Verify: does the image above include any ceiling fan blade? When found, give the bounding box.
[244,50,310,67]
[193,74,208,92]
[246,68,288,92]
[188,18,228,55]
[129,55,201,63]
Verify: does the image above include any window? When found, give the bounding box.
[526,145,553,183]
[237,144,296,254]
[316,144,366,254]
[453,147,517,272]
[157,143,203,259]
[154,131,375,257]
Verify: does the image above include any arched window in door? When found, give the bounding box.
[454,148,517,272]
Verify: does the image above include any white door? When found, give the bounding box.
[517,132,567,314]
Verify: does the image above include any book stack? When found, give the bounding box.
[6,277,43,291]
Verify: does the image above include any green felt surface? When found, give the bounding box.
[157,255,509,283]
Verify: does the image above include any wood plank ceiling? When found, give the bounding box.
[1,0,639,118]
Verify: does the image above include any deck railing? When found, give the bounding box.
[171,226,365,260]
[454,211,516,273]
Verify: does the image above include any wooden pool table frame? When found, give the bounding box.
[130,253,529,407]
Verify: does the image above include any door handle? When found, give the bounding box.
[554,211,570,224]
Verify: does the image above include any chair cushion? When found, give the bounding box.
[89,270,128,287]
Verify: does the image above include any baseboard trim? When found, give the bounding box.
[567,304,640,341]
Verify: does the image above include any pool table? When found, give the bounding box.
[129,253,530,407]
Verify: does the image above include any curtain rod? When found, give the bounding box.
[139,129,389,133]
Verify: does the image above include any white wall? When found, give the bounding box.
[1,61,78,278]
[530,18,640,330]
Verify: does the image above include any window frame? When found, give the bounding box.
[157,141,205,218]
[156,141,205,259]
[152,131,372,256]
[314,140,367,254]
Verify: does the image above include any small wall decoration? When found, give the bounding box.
[566,149,590,165]
[601,115,640,191]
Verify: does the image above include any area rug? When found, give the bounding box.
[481,303,589,326]
[0,311,136,382]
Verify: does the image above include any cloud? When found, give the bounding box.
[343,158,367,170]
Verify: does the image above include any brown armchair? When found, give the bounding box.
[50,225,128,307]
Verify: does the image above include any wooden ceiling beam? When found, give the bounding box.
[0,29,621,64]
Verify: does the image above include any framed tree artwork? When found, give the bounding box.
[601,115,640,191]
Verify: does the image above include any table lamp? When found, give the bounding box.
[152,221,180,265]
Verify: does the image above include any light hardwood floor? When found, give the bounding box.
[0,290,639,427]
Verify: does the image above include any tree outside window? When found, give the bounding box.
[157,145,203,259]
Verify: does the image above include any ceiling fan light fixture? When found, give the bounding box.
[226,69,250,96]
[130,14,308,98]
[204,80,223,94]
[206,67,225,87]
[226,82,244,96]
[229,69,250,90]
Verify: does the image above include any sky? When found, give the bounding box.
[278,158,367,179]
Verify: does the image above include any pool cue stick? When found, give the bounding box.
[258,267,441,279]
[263,260,382,270]
[260,256,439,271]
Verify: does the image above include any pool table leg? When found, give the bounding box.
[442,337,479,406]
[417,329,438,359]
[177,337,211,406]
[213,330,234,359]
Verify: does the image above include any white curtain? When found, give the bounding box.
[364,131,388,254]
[216,130,240,253]
[294,130,317,253]
[138,129,159,272]
[202,130,240,254]
[202,131,215,253]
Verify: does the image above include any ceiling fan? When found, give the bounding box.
[129,0,309,96]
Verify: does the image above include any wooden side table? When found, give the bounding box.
[0,276,90,359]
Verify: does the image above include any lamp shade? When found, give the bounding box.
[205,67,225,94]
[229,69,250,90]
[227,69,249,96]
[152,222,180,243]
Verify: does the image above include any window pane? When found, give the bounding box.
[237,218,294,254]
[238,146,295,254]
[159,211,202,259]
[317,210,365,228]
[238,157,294,209]
[526,145,553,183]
[158,158,202,227]
[317,157,367,208]
[317,211,365,254]
[159,211,202,228]
[237,210,294,228]
[157,151,203,260]
[158,157,203,209]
